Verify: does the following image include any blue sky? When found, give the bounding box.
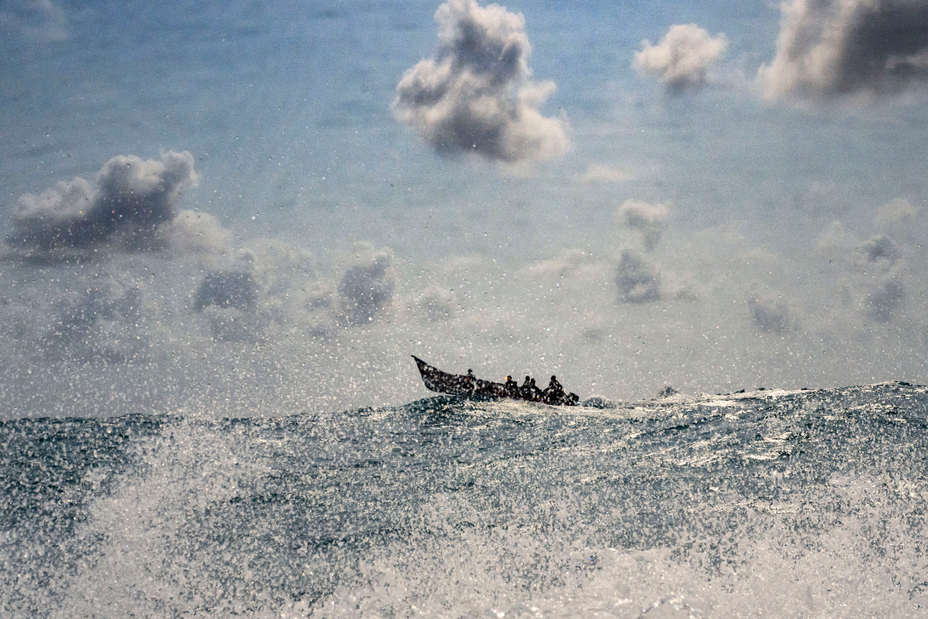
[1,0,927,415]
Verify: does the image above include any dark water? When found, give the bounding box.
[2,383,927,618]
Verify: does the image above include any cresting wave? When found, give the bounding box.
[1,382,926,618]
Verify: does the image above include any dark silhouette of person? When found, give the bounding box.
[504,375,519,397]
[464,369,476,392]
[543,375,565,403]
[528,377,542,401]
[520,375,532,399]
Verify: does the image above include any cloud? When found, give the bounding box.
[866,276,905,322]
[815,224,910,323]
[857,233,900,268]
[194,271,259,314]
[337,243,396,326]
[758,0,928,102]
[747,296,793,333]
[851,234,907,323]
[188,241,334,342]
[633,24,727,92]
[616,199,670,251]
[528,249,592,281]
[192,271,261,341]
[875,198,919,224]
[410,286,457,323]
[161,211,232,254]
[8,151,200,260]
[615,249,661,303]
[41,278,147,363]
[198,305,264,342]
[392,0,568,163]
[814,220,857,264]
[874,197,920,230]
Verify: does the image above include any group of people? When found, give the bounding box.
[458,368,569,404]
[458,370,578,405]
[503,374,565,403]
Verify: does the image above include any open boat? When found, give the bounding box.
[412,355,579,406]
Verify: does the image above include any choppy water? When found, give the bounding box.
[2,382,927,618]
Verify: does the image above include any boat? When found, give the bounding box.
[412,355,580,406]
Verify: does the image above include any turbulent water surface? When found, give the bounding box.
[2,382,927,618]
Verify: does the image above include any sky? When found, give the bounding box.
[1,0,927,417]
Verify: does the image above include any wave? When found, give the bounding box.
[1,382,926,617]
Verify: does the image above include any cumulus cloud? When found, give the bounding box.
[411,286,457,323]
[8,151,200,259]
[184,240,335,342]
[872,198,923,247]
[747,296,793,333]
[194,271,259,314]
[233,240,319,301]
[337,244,396,326]
[392,0,568,163]
[876,197,919,224]
[192,269,267,342]
[815,220,856,264]
[42,279,147,363]
[866,276,905,322]
[857,233,900,268]
[851,234,907,322]
[615,249,661,303]
[815,224,910,323]
[633,24,727,92]
[161,211,232,254]
[758,0,928,102]
[616,199,670,250]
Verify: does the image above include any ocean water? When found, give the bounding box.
[2,382,926,618]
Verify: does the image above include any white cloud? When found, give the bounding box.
[874,197,920,229]
[161,211,232,254]
[758,0,928,103]
[747,296,794,333]
[393,0,568,163]
[615,249,662,303]
[8,151,199,259]
[633,24,728,92]
[616,199,670,251]
[337,243,396,326]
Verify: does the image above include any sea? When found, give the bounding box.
[2,382,927,618]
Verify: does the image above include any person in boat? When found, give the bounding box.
[543,375,565,403]
[520,376,533,399]
[504,375,519,397]
[530,377,543,401]
[463,369,476,392]
[521,376,542,401]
